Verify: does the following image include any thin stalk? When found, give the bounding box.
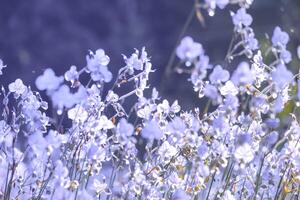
[274,164,289,200]
[163,3,196,79]
[36,172,54,200]
[253,154,266,200]
[205,170,216,200]
[239,178,246,200]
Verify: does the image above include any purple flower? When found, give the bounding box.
[116,118,134,137]
[231,62,254,86]
[223,94,239,111]
[245,31,258,50]
[279,49,291,63]
[51,85,75,109]
[172,189,190,200]
[271,26,289,48]
[176,36,203,63]
[271,64,293,90]
[204,84,220,101]
[264,131,278,147]
[35,68,63,92]
[265,118,280,129]
[168,116,186,135]
[232,8,253,27]
[272,94,285,113]
[195,55,212,72]
[213,115,230,135]
[209,65,230,84]
[142,120,163,140]
[216,0,229,9]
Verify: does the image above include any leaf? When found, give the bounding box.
[277,100,295,119]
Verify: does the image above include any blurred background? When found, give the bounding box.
[0,0,300,110]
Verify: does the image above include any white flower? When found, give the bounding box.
[137,105,152,120]
[68,105,88,123]
[221,190,235,200]
[234,143,254,164]
[125,52,143,71]
[86,49,112,82]
[64,65,79,83]
[99,116,114,130]
[46,130,68,149]
[35,68,63,92]
[220,81,238,96]
[152,87,159,100]
[106,90,119,103]
[157,100,180,115]
[157,100,170,114]
[93,179,107,195]
[8,79,26,95]
[87,49,110,70]
[90,116,114,131]
[0,59,6,75]
[158,141,177,159]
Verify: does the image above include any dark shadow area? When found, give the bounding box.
[0,0,299,110]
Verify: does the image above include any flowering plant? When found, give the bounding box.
[0,0,300,199]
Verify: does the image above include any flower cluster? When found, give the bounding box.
[0,1,300,200]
